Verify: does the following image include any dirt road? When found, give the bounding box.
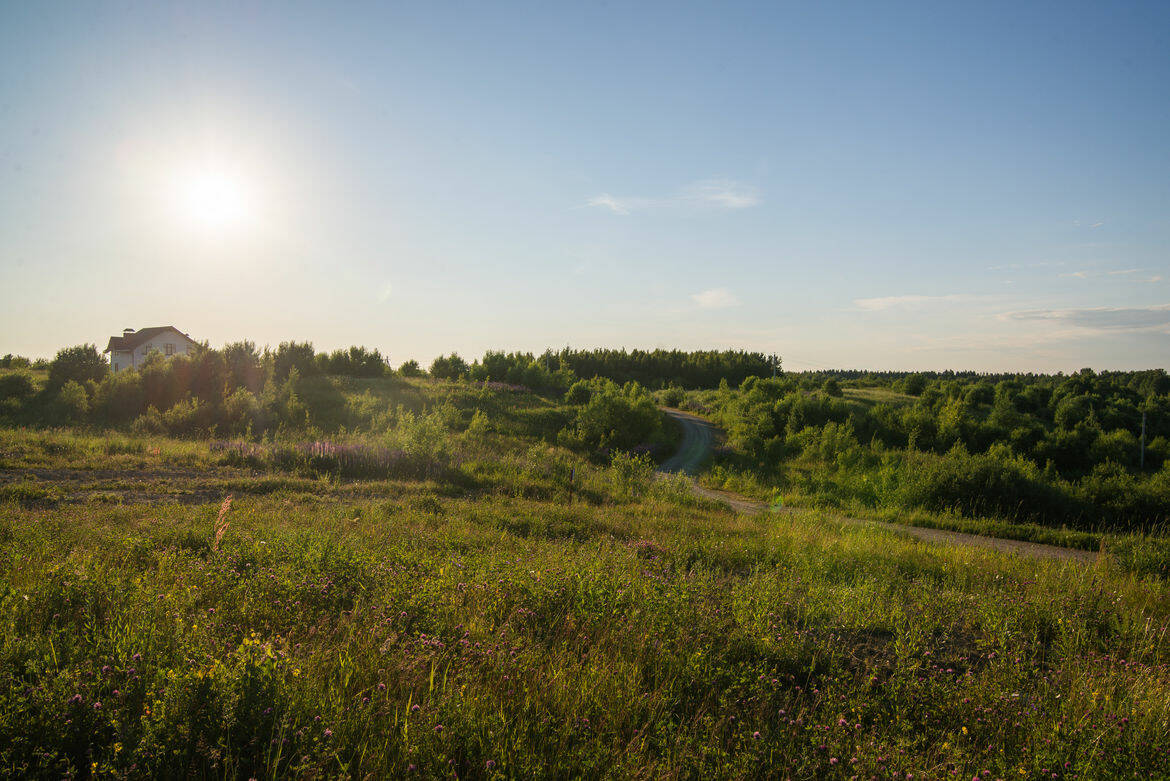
[658,407,1096,564]
[659,408,719,475]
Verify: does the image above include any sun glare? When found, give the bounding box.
[173,168,254,234]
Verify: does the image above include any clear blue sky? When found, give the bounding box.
[2,1,1168,370]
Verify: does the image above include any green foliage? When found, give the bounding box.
[560,380,661,452]
[398,359,423,377]
[0,371,36,416]
[551,347,775,389]
[47,344,106,390]
[54,381,89,424]
[0,487,1167,777]
[0,354,33,369]
[1,364,1169,776]
[429,353,469,381]
[273,341,319,381]
[563,380,591,405]
[700,368,1170,532]
[315,345,388,378]
[468,350,570,389]
[607,450,654,499]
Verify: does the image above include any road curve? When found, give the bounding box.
[657,406,1096,564]
[659,408,719,475]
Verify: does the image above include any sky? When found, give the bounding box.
[1,1,1168,371]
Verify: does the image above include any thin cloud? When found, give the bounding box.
[586,179,760,215]
[853,294,965,311]
[1060,271,1091,279]
[681,179,760,209]
[691,287,740,309]
[1000,304,1170,332]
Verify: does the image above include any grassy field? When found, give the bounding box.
[2,382,1169,778]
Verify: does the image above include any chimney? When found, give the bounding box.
[123,328,135,335]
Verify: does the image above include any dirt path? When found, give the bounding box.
[659,408,719,475]
[659,408,1096,564]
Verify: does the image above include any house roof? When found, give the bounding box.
[104,326,197,353]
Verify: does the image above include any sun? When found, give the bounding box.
[172,167,254,234]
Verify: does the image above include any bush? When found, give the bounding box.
[0,371,36,416]
[316,346,388,377]
[564,380,591,405]
[429,353,468,381]
[54,381,89,424]
[398,359,423,377]
[899,448,1072,525]
[48,344,106,390]
[562,383,661,452]
[608,451,654,500]
[273,342,318,381]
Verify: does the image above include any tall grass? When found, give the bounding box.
[1,491,1168,777]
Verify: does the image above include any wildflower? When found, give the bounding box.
[830,758,838,765]
[412,704,420,713]
[486,760,496,769]
[324,729,333,739]
[377,682,386,691]
[752,731,760,738]
[93,701,102,710]
[434,724,443,732]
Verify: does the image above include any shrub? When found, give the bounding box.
[899,448,1072,525]
[0,371,36,416]
[562,384,660,452]
[608,450,654,500]
[273,342,318,381]
[55,381,89,424]
[564,380,591,405]
[429,353,468,381]
[47,344,107,390]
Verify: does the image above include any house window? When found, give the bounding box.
[165,343,175,356]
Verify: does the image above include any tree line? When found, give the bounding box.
[708,369,1170,530]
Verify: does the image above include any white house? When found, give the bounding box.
[103,326,200,373]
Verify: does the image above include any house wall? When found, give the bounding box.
[110,332,198,373]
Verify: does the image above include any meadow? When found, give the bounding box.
[1,347,1169,777]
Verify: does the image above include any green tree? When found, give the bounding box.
[429,353,468,381]
[47,344,107,390]
[55,380,89,423]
